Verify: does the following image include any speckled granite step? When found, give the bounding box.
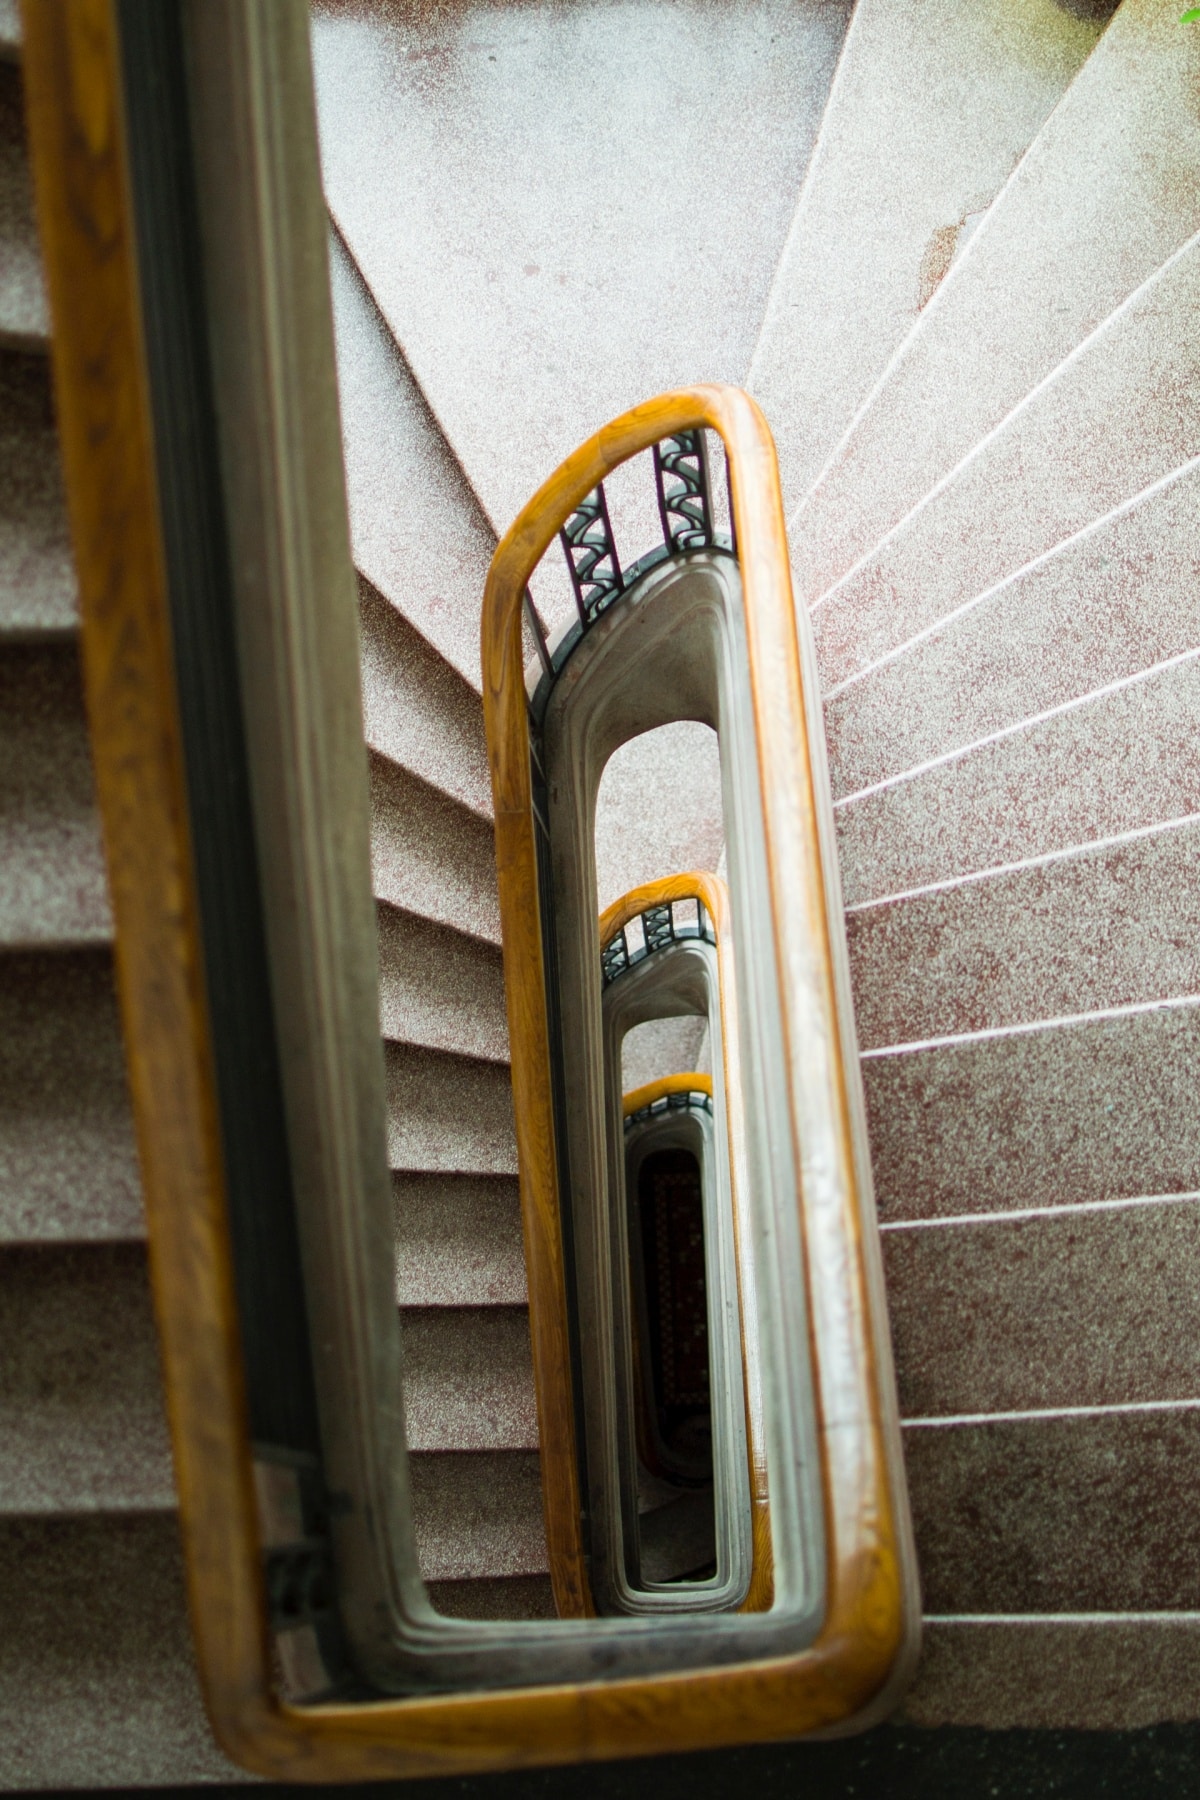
[836,649,1200,908]
[384,1041,517,1176]
[0,950,142,1243]
[393,1173,525,1307]
[312,0,851,534]
[0,65,48,352]
[0,352,75,637]
[377,903,508,1065]
[864,996,1200,1225]
[815,236,1200,711]
[824,454,1200,802]
[400,1306,537,1452]
[0,644,111,948]
[408,1449,547,1583]
[369,750,500,946]
[748,0,1104,514]
[848,816,1200,1050]
[791,0,1200,609]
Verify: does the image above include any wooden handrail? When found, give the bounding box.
[26,0,913,1769]
[621,1072,713,1118]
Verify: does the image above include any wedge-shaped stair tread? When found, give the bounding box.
[836,651,1200,907]
[427,1575,555,1622]
[331,233,496,690]
[0,1243,172,1510]
[906,1403,1200,1614]
[359,573,492,819]
[0,1513,238,1787]
[0,643,111,947]
[384,1042,516,1176]
[312,0,851,531]
[393,1173,525,1307]
[864,997,1200,1223]
[749,0,1104,512]
[408,1450,547,1582]
[0,352,76,637]
[0,951,142,1242]
[904,1616,1200,1731]
[885,1196,1200,1417]
[377,904,508,1065]
[848,816,1200,1049]
[0,65,48,351]
[369,751,499,946]
[825,456,1200,802]
[399,1306,537,1452]
[792,0,1200,606]
[816,237,1200,707]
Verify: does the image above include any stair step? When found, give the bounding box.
[816,235,1200,711]
[377,904,508,1065]
[0,65,49,351]
[330,230,495,690]
[0,351,76,637]
[825,454,1200,802]
[408,1450,548,1582]
[905,1402,1200,1614]
[0,950,142,1243]
[903,1614,1200,1731]
[748,0,1103,512]
[848,816,1200,1050]
[791,0,1200,608]
[594,719,725,916]
[426,1575,555,1622]
[400,1306,536,1452]
[0,1511,239,1787]
[369,750,499,947]
[0,1,21,63]
[312,0,851,533]
[863,997,1200,1224]
[0,1242,172,1510]
[385,1042,516,1177]
[836,649,1200,908]
[885,1195,1200,1418]
[393,1174,525,1306]
[359,573,492,819]
[0,643,111,947]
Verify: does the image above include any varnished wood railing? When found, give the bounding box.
[602,875,772,1613]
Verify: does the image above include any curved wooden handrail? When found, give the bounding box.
[621,1072,713,1118]
[607,874,771,1611]
[30,0,910,1761]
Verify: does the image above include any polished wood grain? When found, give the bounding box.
[24,0,908,1751]
[607,876,773,1613]
[621,1071,714,1118]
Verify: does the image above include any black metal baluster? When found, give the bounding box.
[560,483,623,625]
[654,430,714,553]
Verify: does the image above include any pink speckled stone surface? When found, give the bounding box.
[0,1244,172,1509]
[594,722,723,915]
[393,1174,525,1306]
[902,1615,1200,1730]
[0,67,48,351]
[905,1404,1200,1612]
[0,952,143,1242]
[836,650,1200,907]
[825,457,1200,803]
[376,903,507,1064]
[400,1306,536,1451]
[369,750,499,944]
[0,1513,244,1787]
[331,233,495,690]
[0,646,111,946]
[791,0,1200,608]
[384,1041,516,1175]
[749,0,1103,513]
[358,575,492,819]
[408,1450,547,1581]
[885,1197,1200,1417]
[815,238,1200,708]
[0,2,21,61]
[0,354,76,636]
[312,0,851,532]
[863,998,1200,1222]
[427,1574,554,1621]
[848,817,1200,1050]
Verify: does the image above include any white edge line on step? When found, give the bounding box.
[860,990,1200,1060]
[904,1397,1200,1430]
[879,1191,1200,1234]
[923,1613,1200,1626]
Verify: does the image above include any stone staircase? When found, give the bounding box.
[4,0,1200,1784]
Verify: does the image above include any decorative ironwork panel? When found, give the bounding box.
[560,483,623,624]
[642,903,674,955]
[654,430,714,554]
[601,930,630,987]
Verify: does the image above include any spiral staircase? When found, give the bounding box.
[5,0,1200,1784]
